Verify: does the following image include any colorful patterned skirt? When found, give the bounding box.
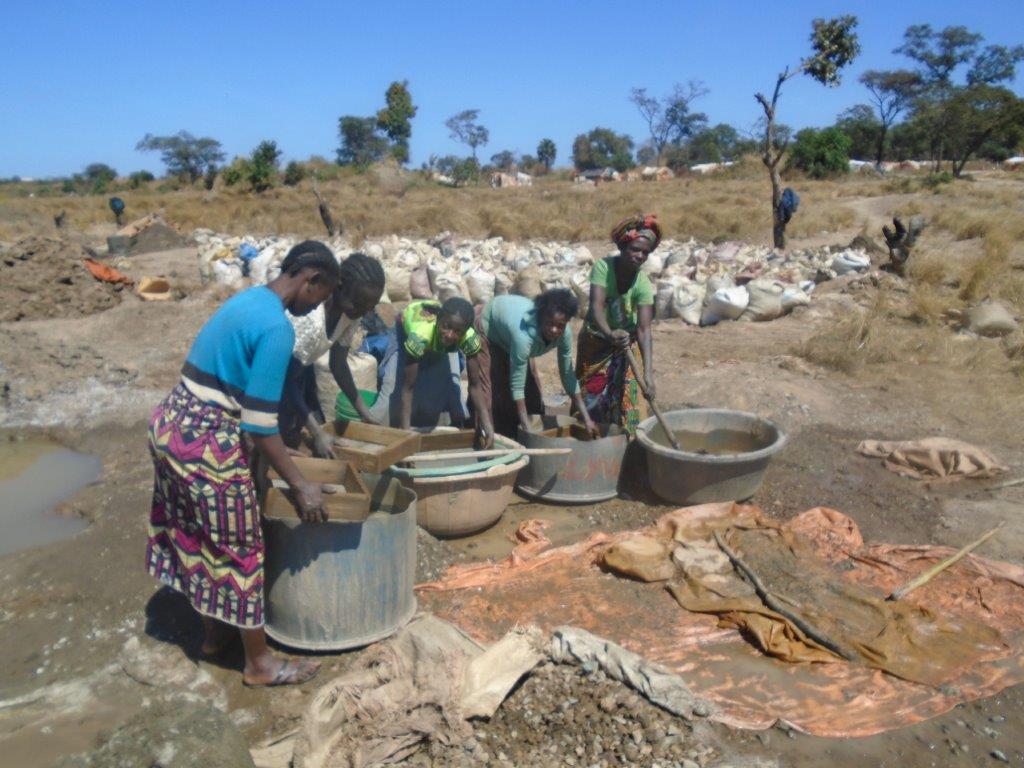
[145,383,264,628]
[575,328,648,435]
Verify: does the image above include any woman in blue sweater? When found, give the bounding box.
[146,241,337,687]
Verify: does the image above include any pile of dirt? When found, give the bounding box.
[128,223,193,255]
[0,237,125,322]
[426,662,718,768]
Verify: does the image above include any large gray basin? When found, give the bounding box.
[636,409,787,504]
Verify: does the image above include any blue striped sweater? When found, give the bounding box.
[181,286,295,434]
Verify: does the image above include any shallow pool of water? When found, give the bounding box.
[0,441,101,556]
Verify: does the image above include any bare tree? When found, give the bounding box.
[630,81,709,159]
[756,16,860,249]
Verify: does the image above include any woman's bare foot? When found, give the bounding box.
[243,656,320,687]
[239,626,320,687]
[200,616,237,657]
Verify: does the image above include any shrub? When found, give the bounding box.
[128,170,155,189]
[790,127,852,179]
[283,161,306,186]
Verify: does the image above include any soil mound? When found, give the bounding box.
[0,237,125,322]
[129,223,192,255]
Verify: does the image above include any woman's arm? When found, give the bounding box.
[251,432,325,522]
[636,304,655,399]
[329,344,379,424]
[467,354,495,449]
[589,283,629,348]
[399,359,419,430]
[557,332,599,437]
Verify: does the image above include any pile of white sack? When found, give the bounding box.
[194,229,873,327]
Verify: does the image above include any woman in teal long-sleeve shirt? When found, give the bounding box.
[475,289,598,438]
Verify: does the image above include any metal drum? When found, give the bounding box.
[515,416,628,504]
[263,474,417,651]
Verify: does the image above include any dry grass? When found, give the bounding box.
[0,163,902,246]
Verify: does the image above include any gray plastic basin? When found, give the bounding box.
[636,409,787,504]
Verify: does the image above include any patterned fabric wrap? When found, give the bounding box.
[575,328,648,435]
[146,383,265,628]
[610,213,662,249]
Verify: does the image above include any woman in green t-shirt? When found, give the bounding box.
[575,213,660,434]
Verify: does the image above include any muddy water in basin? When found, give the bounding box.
[0,440,101,555]
[651,428,771,456]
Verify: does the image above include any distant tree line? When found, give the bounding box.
[22,23,1024,207]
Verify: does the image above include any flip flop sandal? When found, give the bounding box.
[245,660,320,688]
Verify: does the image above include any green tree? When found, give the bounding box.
[283,161,306,186]
[446,110,489,160]
[944,85,1024,175]
[835,104,881,160]
[859,69,921,165]
[896,25,1024,173]
[128,170,155,189]
[490,150,517,171]
[376,80,417,164]
[571,128,635,172]
[630,81,709,158]
[221,156,250,187]
[247,140,281,193]
[136,131,224,183]
[755,15,860,248]
[84,163,117,193]
[337,116,388,168]
[536,138,556,171]
[790,127,853,178]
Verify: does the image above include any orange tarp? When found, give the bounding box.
[83,258,133,285]
[416,504,1024,737]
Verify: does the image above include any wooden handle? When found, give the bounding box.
[623,347,681,451]
[887,522,1004,601]
[402,447,571,463]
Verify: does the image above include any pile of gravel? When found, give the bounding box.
[421,662,718,768]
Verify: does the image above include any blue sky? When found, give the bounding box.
[2,0,1022,178]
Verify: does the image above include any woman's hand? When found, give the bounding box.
[643,373,657,400]
[311,431,336,459]
[609,329,630,349]
[582,415,601,440]
[354,400,381,426]
[293,481,326,523]
[476,424,495,450]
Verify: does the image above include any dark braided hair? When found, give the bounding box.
[340,251,386,293]
[440,296,474,327]
[280,240,340,283]
[534,288,579,321]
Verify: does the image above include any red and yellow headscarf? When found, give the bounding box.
[611,213,662,249]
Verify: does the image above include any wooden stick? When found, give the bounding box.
[403,447,571,463]
[887,522,1005,602]
[623,347,682,451]
[712,530,857,661]
[989,476,1024,490]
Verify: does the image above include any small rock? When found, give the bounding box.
[991,749,1008,763]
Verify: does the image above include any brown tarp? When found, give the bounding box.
[857,437,1007,480]
[417,504,1024,737]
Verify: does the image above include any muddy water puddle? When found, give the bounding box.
[0,439,101,555]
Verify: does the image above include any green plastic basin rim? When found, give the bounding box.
[387,435,525,479]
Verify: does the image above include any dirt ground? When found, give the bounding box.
[1,194,1023,767]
